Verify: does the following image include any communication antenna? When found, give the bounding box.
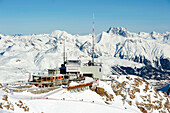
[63,38,66,64]
[66,52,67,62]
[92,13,95,65]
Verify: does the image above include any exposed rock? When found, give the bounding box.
[0,83,3,88]
[2,95,8,101]
[107,27,129,37]
[95,87,105,96]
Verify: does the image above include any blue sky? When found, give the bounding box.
[0,0,170,35]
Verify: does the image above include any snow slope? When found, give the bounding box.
[1,27,170,82]
[0,75,169,113]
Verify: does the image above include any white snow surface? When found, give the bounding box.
[0,75,169,113]
[0,77,140,113]
[1,27,169,82]
[0,27,170,113]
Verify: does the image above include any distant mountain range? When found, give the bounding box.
[0,27,169,83]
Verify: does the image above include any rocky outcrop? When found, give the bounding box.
[111,76,169,113]
[107,27,129,37]
[92,87,114,104]
[0,83,29,112]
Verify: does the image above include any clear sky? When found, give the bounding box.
[0,0,170,35]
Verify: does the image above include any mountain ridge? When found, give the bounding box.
[0,27,169,83]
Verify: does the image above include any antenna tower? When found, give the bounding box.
[63,39,66,63]
[92,14,95,65]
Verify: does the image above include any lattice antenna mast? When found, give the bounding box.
[63,38,66,63]
[92,14,95,65]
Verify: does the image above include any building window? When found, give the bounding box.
[99,68,101,72]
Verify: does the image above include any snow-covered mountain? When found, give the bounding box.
[0,75,169,113]
[0,27,170,83]
[0,27,170,113]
